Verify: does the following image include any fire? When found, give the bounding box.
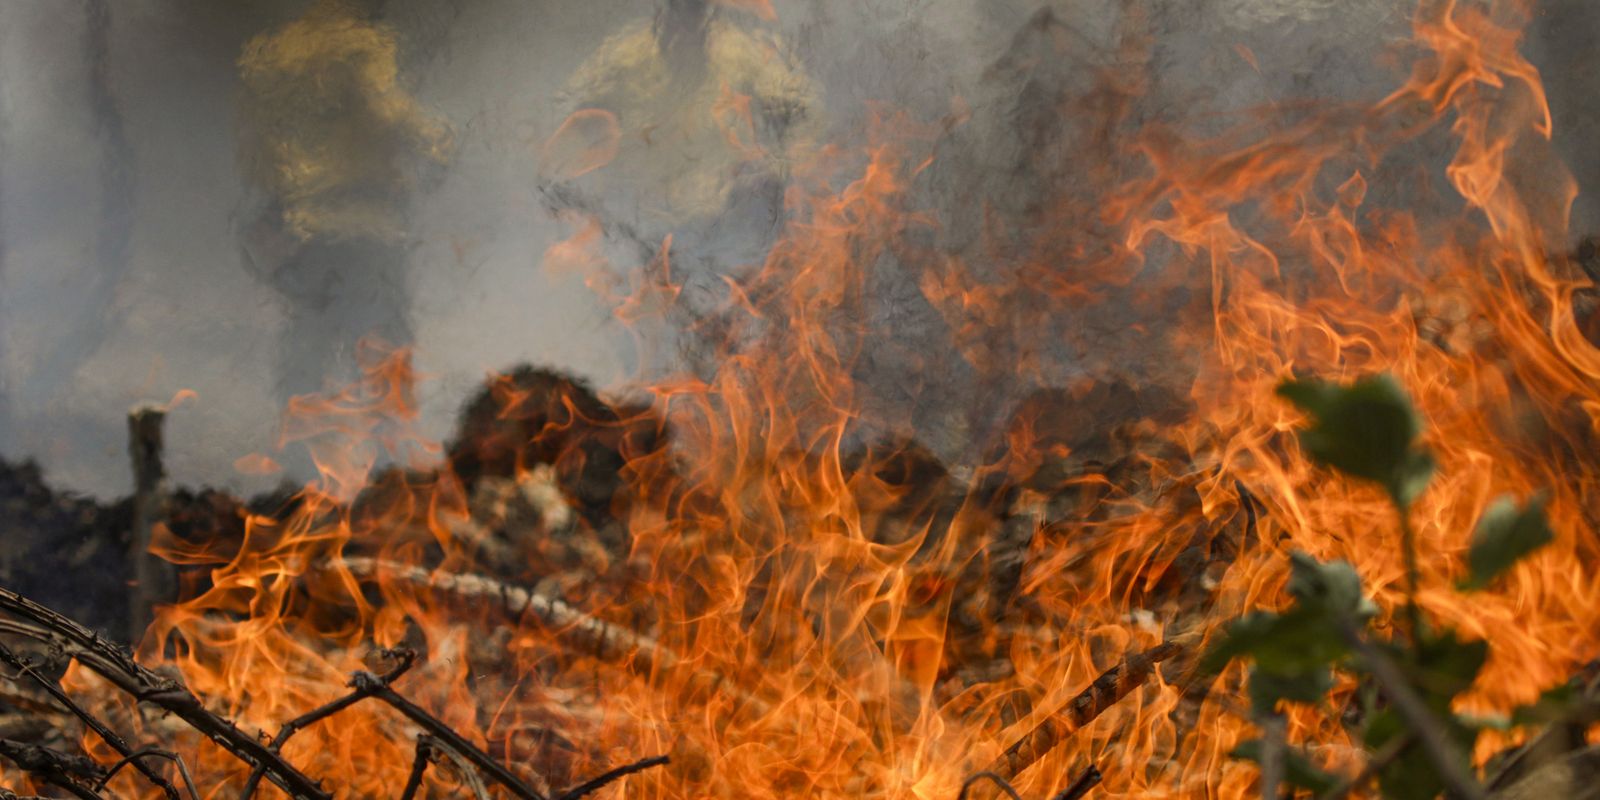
[12,0,1599,797]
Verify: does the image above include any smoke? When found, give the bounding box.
[1,0,1597,497]
[18,0,136,419]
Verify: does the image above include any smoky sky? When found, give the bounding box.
[2,0,1597,498]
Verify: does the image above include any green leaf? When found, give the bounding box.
[1363,705,1479,800]
[1413,628,1488,706]
[1362,710,1441,800]
[1201,607,1350,677]
[1276,374,1434,507]
[1287,551,1376,619]
[1393,450,1437,509]
[1230,739,1340,795]
[1461,493,1553,590]
[1248,664,1333,715]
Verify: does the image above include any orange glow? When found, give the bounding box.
[28,1,1600,798]
[542,109,624,181]
[233,453,283,476]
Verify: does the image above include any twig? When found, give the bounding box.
[558,755,670,800]
[353,671,546,800]
[955,772,1022,800]
[0,589,330,799]
[0,641,182,800]
[397,736,436,800]
[1316,731,1414,800]
[93,748,198,800]
[0,738,105,800]
[1336,621,1485,800]
[1,585,645,800]
[1050,764,1102,800]
[0,788,51,800]
[431,739,491,800]
[237,649,418,800]
[984,641,1182,781]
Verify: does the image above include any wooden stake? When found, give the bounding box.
[126,405,171,642]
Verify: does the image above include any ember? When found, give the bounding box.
[2,0,1599,798]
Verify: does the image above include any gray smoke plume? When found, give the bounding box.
[1,0,1598,496]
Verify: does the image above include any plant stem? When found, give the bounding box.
[1335,621,1485,800]
[1259,714,1285,800]
[1397,510,1424,640]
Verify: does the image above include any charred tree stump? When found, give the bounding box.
[125,406,171,642]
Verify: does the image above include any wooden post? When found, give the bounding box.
[126,405,171,641]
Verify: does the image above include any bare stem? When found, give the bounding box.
[1336,621,1484,800]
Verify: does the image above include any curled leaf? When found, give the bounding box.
[1276,374,1433,508]
[1461,493,1552,590]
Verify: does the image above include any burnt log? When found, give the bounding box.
[447,366,667,542]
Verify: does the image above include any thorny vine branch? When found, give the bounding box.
[0,585,668,799]
[0,641,181,800]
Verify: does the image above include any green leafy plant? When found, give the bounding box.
[1204,374,1563,799]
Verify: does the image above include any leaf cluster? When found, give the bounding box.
[1206,375,1562,798]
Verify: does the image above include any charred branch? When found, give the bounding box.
[0,738,105,800]
[0,641,180,800]
[556,754,670,800]
[350,670,548,800]
[1050,765,1103,800]
[0,588,330,800]
[955,772,1022,800]
[334,557,770,715]
[237,649,421,800]
[0,790,52,800]
[985,640,1182,781]
[397,735,436,800]
[92,749,198,800]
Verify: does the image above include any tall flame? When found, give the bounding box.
[16,0,1598,798]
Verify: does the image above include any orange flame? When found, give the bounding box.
[27,1,1600,798]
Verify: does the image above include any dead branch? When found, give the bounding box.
[0,589,330,800]
[334,557,770,715]
[557,755,670,800]
[0,789,52,800]
[237,649,423,800]
[305,668,661,800]
[0,738,105,800]
[351,670,547,800]
[397,736,436,800]
[3,577,669,800]
[956,772,1022,800]
[984,641,1182,782]
[1051,764,1102,800]
[431,738,491,800]
[0,641,181,800]
[93,748,199,800]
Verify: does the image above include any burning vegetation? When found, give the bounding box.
[3,0,1600,798]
